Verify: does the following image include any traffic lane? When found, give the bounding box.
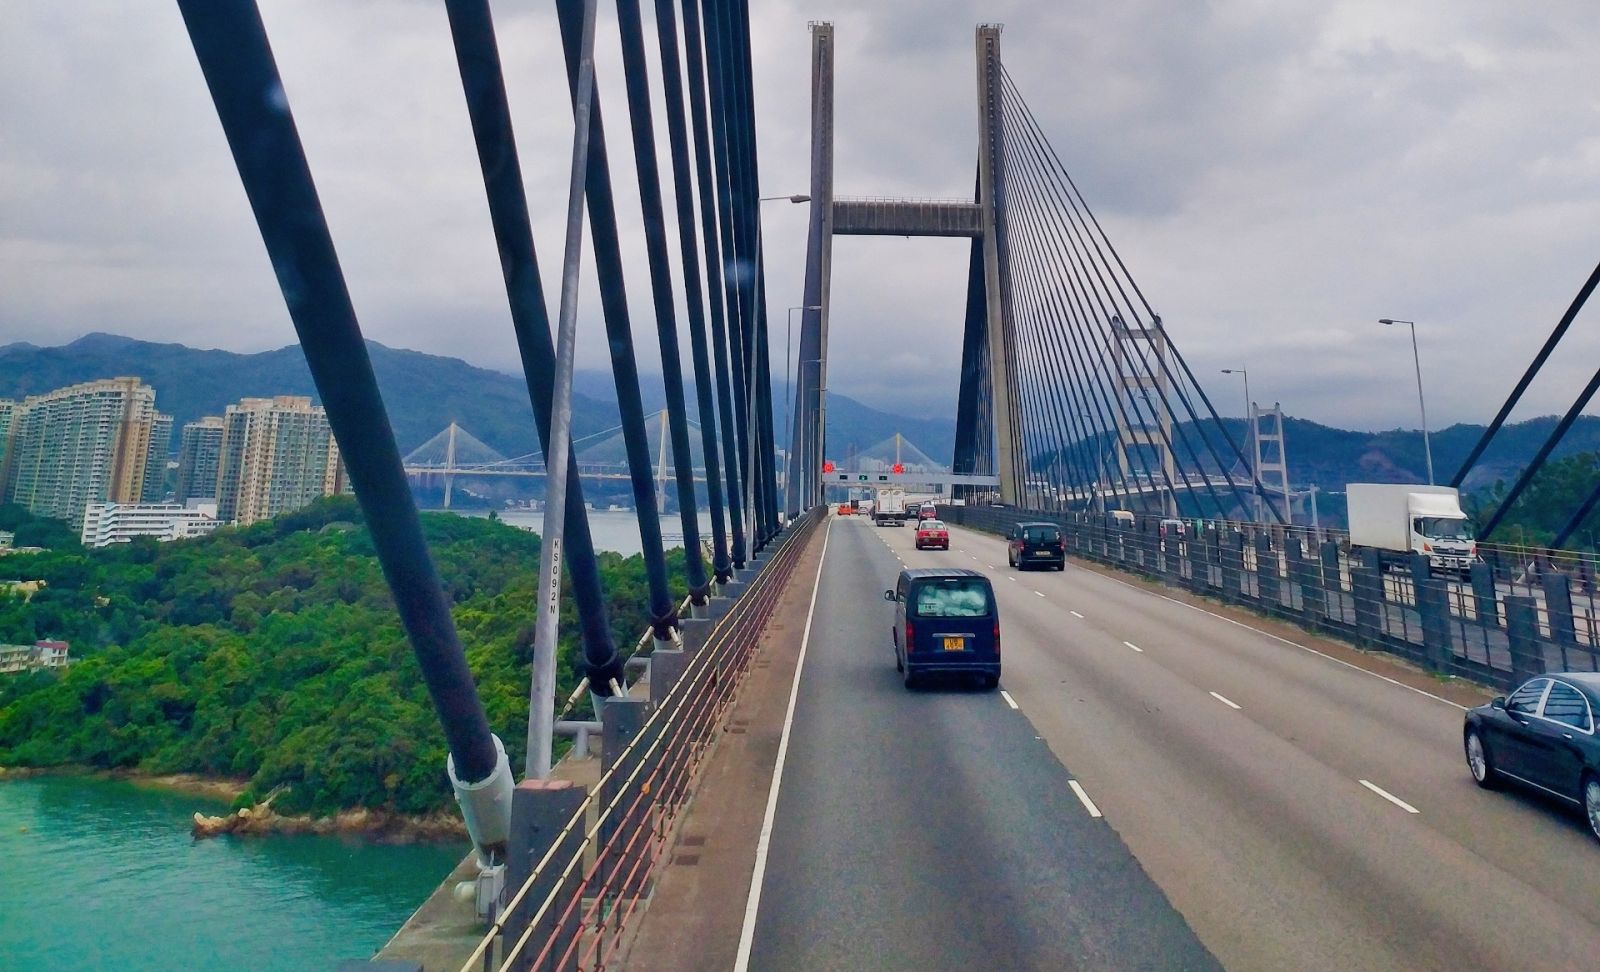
[751,519,1217,971]
[879,525,1600,970]
[928,523,1600,918]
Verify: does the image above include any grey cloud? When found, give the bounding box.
[3,0,1600,444]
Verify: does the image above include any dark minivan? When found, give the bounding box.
[885,568,1001,690]
[1008,521,1065,570]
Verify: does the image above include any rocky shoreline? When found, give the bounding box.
[1,765,466,843]
[191,802,467,844]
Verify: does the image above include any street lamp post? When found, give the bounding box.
[1220,368,1256,520]
[1378,319,1434,485]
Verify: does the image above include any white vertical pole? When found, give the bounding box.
[527,0,597,781]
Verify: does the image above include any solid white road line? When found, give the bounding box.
[1070,610,1085,619]
[1124,641,1145,653]
[1360,779,1420,814]
[1000,690,1019,710]
[1068,780,1104,818]
[733,519,833,971]
[1209,691,1242,710]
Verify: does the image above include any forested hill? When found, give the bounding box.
[0,497,665,815]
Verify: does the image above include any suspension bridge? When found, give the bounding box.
[168,2,1600,969]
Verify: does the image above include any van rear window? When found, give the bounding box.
[1023,526,1060,542]
[913,579,993,618]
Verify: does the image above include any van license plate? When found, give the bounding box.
[942,636,964,651]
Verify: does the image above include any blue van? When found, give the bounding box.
[885,568,1001,690]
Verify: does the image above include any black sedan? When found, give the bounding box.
[1463,672,1600,842]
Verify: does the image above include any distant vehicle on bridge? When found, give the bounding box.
[1348,483,1477,574]
[886,568,1001,690]
[1008,522,1065,571]
[1464,673,1600,843]
[915,519,949,550]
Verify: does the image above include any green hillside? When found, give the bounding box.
[0,496,667,814]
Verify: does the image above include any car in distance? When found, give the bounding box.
[1007,521,1065,571]
[916,518,950,550]
[918,505,938,521]
[1463,673,1600,842]
[885,568,1000,689]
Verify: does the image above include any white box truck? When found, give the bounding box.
[874,487,907,526]
[1346,483,1477,572]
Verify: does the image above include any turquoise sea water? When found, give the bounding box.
[0,776,467,971]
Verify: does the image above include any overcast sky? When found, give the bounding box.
[4,0,1599,433]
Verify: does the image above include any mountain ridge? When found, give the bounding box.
[3,333,1596,492]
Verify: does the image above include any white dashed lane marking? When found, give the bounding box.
[1360,779,1420,814]
[1209,691,1241,710]
[1070,610,1085,619]
[999,690,1019,710]
[1124,641,1144,653]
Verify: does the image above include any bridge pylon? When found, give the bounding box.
[1112,316,1177,517]
[788,23,1023,511]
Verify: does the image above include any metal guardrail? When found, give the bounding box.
[938,505,1600,690]
[457,508,821,972]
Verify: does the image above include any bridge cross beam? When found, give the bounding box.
[795,22,1023,509]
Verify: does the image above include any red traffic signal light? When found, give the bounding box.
[823,460,835,473]
[892,462,904,474]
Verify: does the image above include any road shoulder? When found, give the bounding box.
[617,523,828,972]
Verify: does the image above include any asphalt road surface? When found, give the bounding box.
[744,518,1218,971]
[744,518,1600,971]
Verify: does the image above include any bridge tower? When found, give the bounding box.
[788,23,1022,510]
[1251,402,1290,523]
[443,420,459,510]
[1112,316,1177,517]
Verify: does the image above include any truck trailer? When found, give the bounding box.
[1346,483,1477,573]
[874,487,907,526]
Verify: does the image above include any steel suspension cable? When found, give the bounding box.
[177,0,496,780]
[1003,68,1264,504]
[998,88,1212,518]
[997,139,1101,508]
[653,0,731,582]
[1001,140,1122,511]
[440,0,621,688]
[699,0,754,562]
[997,117,1155,514]
[682,0,746,566]
[554,0,677,635]
[614,0,710,602]
[1451,257,1600,488]
[1000,78,1243,519]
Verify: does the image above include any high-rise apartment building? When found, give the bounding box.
[1,378,162,527]
[142,412,173,502]
[0,399,15,480]
[174,416,225,502]
[216,396,346,525]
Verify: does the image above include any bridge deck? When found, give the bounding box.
[624,518,1600,970]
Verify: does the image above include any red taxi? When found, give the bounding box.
[915,518,950,551]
